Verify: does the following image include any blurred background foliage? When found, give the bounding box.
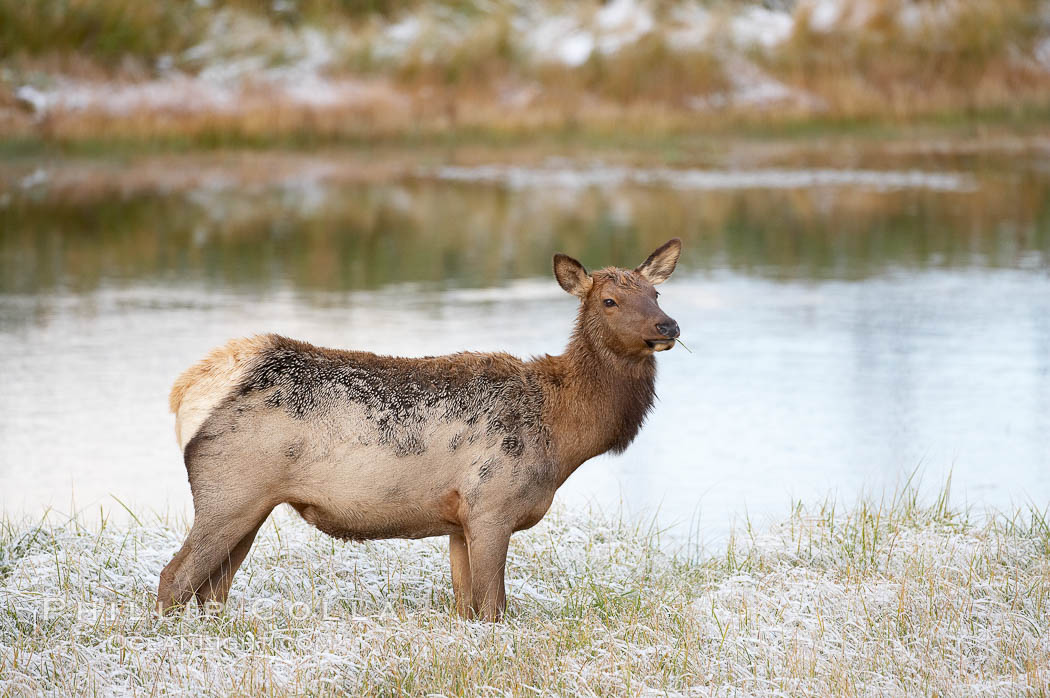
[2,0,1048,145]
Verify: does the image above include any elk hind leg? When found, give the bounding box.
[195,512,271,611]
[157,539,192,615]
[159,505,272,615]
[449,531,473,619]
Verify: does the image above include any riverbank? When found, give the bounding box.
[1,486,1047,695]
[3,0,1049,152]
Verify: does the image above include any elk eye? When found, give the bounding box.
[603,299,617,307]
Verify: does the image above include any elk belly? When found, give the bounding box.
[283,413,498,541]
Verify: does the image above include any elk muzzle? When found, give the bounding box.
[646,315,680,351]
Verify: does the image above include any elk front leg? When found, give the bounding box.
[449,531,473,618]
[467,527,511,622]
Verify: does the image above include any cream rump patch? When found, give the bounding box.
[169,335,274,450]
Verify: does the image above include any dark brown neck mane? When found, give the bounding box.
[534,313,657,486]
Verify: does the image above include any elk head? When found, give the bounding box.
[554,239,682,362]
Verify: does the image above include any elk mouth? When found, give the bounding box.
[645,338,676,352]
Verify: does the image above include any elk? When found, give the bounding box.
[158,238,682,621]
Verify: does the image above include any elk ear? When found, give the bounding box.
[553,254,593,298]
[635,238,681,285]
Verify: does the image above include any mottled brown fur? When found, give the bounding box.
[158,239,682,621]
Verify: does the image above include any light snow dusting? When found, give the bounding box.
[12,8,387,117]
[521,14,595,67]
[595,0,656,55]
[730,6,794,48]
[1,498,1047,695]
[426,163,977,192]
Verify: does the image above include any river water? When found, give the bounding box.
[2,150,1048,546]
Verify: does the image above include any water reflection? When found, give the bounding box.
[3,164,1049,299]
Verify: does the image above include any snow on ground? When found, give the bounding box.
[12,7,404,117]
[664,4,715,52]
[1037,37,1050,70]
[730,5,794,48]
[595,0,656,55]
[14,74,405,117]
[1,494,1047,695]
[425,163,976,192]
[522,12,596,68]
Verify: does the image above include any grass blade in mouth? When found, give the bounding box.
[673,338,693,353]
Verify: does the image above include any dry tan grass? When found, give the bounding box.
[767,0,1049,117]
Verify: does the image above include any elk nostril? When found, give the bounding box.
[656,321,680,338]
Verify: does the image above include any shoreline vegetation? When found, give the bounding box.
[1,483,1048,695]
[2,0,1050,151]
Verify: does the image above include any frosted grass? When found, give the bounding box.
[1,487,1048,696]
